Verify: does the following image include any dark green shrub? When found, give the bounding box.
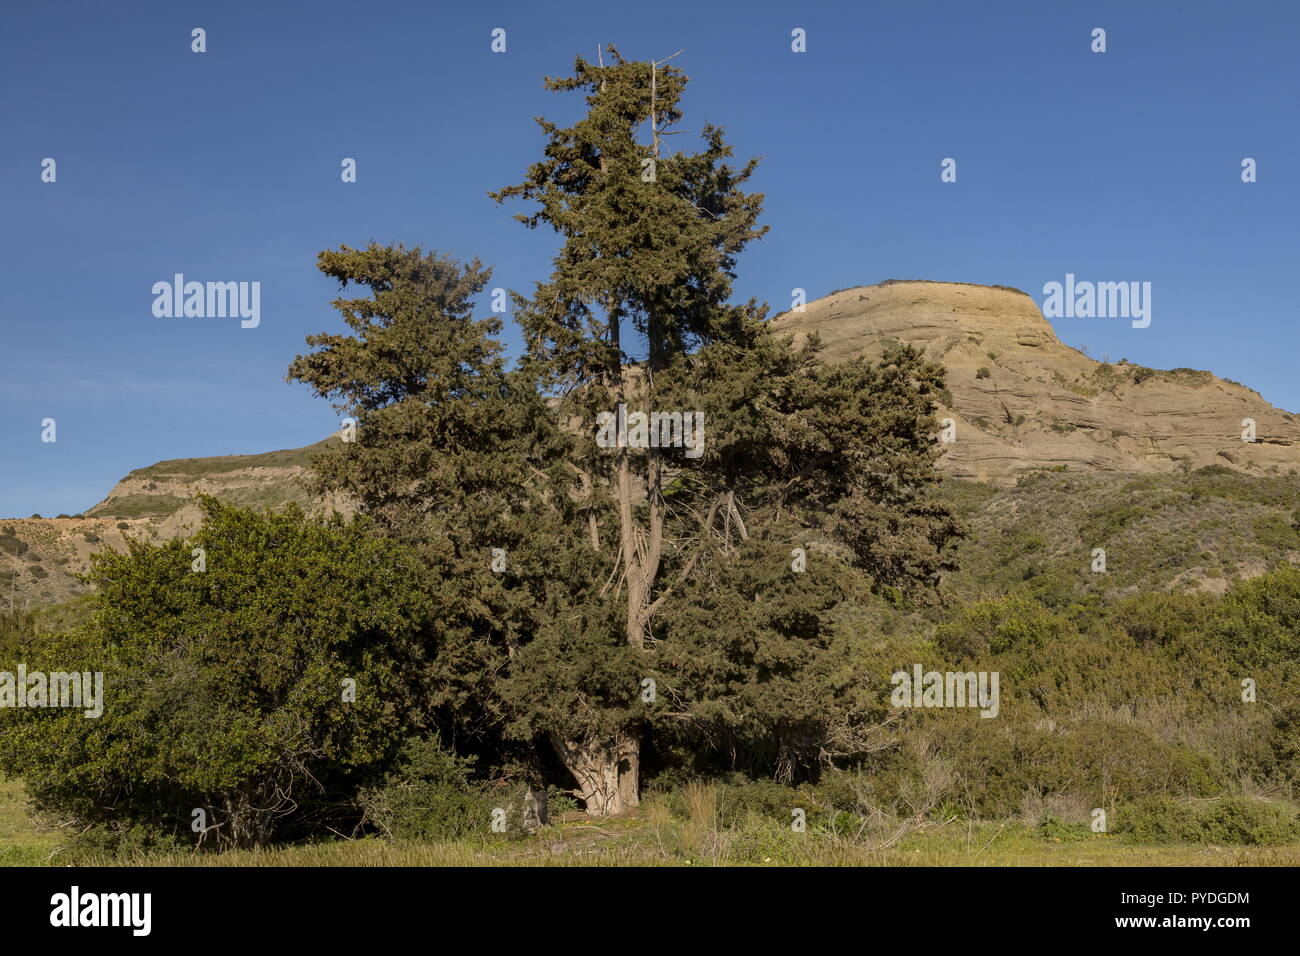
[1037,816,1091,842]
[716,778,812,827]
[0,498,430,849]
[59,823,187,864]
[358,738,490,840]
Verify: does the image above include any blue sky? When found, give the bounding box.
[1,0,1296,517]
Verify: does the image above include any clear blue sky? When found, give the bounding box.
[2,0,1296,517]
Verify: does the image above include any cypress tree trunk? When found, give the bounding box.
[553,731,641,816]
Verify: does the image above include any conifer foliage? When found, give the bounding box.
[290,48,960,814]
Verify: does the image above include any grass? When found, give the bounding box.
[2,780,1297,867]
[109,832,1300,867]
[0,779,59,866]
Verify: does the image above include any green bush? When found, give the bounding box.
[0,497,431,850]
[1037,816,1091,842]
[58,823,187,864]
[716,778,814,827]
[1117,796,1300,846]
[1253,514,1300,551]
[358,738,490,840]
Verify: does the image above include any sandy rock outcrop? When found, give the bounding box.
[773,280,1299,484]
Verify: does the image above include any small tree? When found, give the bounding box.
[0,498,430,849]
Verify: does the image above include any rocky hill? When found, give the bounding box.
[1,438,346,609]
[773,280,1300,484]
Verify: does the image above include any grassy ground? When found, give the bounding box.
[0,779,60,866]
[3,781,1297,867]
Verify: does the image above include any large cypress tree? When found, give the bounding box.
[293,49,960,816]
[491,47,959,810]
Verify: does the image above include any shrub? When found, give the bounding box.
[1253,514,1300,551]
[1037,816,1091,842]
[976,367,991,379]
[716,778,814,827]
[58,823,187,865]
[358,738,490,840]
[1117,796,1300,846]
[0,497,431,849]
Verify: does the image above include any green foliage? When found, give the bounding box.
[716,778,814,826]
[1253,513,1300,550]
[288,50,962,814]
[89,494,186,519]
[0,498,431,849]
[1037,816,1091,842]
[358,738,490,840]
[59,823,187,864]
[1117,797,1300,846]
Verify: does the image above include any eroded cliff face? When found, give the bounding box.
[773,280,1299,484]
[1,438,351,609]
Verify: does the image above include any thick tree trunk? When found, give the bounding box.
[552,730,641,816]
